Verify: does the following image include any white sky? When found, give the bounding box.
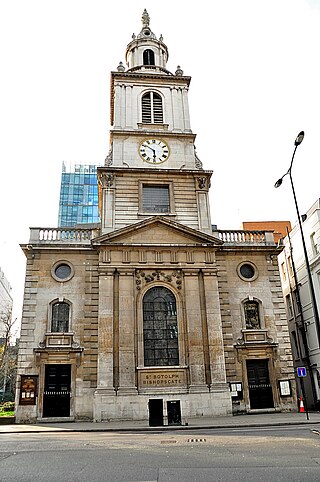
[1,0,319,330]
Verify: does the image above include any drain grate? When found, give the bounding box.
[160,440,177,444]
[187,438,206,443]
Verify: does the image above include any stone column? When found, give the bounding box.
[184,270,208,392]
[117,268,137,395]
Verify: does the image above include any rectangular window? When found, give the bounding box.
[287,256,293,277]
[293,289,301,315]
[142,185,170,213]
[281,262,287,282]
[286,294,293,319]
[311,232,319,256]
[291,330,300,360]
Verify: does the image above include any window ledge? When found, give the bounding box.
[138,212,176,217]
[137,365,188,370]
[137,123,169,131]
[41,332,76,348]
[235,329,277,346]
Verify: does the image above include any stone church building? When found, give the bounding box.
[15,11,296,424]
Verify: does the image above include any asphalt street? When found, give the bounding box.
[1,425,320,481]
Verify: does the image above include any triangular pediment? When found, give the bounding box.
[92,216,222,247]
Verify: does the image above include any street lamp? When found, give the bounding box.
[274,131,320,347]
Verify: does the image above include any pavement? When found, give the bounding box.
[1,411,320,434]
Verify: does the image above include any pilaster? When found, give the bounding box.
[96,269,115,393]
[183,270,208,392]
[125,85,133,128]
[117,268,138,395]
[182,87,191,132]
[114,83,122,128]
[202,268,227,385]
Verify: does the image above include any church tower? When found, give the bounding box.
[99,9,212,236]
[93,10,231,422]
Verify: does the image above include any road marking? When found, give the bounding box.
[187,438,207,443]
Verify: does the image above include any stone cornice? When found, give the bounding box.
[109,130,196,141]
[97,166,213,176]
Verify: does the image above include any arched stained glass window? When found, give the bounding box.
[143,49,155,65]
[143,287,179,366]
[51,301,70,333]
[244,300,260,329]
[141,92,163,124]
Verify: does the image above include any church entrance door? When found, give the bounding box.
[43,364,71,417]
[247,359,274,409]
[148,399,164,426]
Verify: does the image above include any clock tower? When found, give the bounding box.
[93,9,231,422]
[99,9,212,235]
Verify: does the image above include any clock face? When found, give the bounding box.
[139,139,170,164]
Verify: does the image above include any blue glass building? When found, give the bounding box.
[58,163,100,227]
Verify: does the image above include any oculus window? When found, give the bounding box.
[51,261,74,282]
[237,262,258,281]
[143,287,179,366]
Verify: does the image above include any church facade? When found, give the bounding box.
[15,11,297,424]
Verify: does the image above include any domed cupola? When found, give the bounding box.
[125,9,171,74]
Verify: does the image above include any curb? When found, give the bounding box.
[1,419,319,434]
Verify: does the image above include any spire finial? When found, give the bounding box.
[142,9,150,28]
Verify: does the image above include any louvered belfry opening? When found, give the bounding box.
[142,92,163,124]
[153,93,163,123]
[142,185,170,213]
[143,49,155,65]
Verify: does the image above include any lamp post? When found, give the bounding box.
[275,131,320,348]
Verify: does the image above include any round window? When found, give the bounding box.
[51,262,74,282]
[237,262,258,281]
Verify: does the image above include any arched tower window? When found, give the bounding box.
[143,49,155,66]
[51,301,70,333]
[143,286,179,366]
[141,92,163,124]
[244,300,261,329]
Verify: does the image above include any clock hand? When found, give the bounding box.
[144,145,156,155]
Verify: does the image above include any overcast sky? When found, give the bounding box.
[1,0,319,330]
